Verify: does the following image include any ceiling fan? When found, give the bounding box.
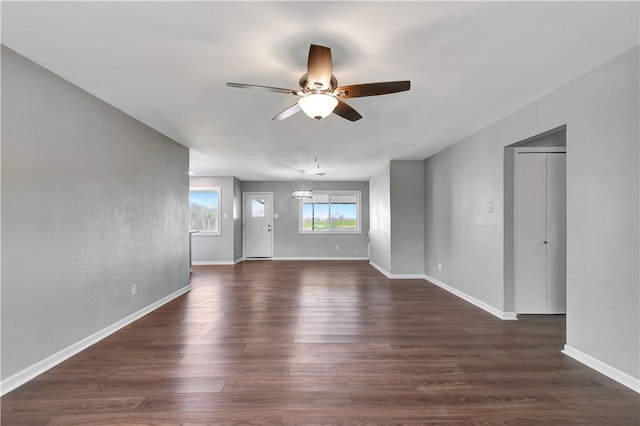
[226,44,410,122]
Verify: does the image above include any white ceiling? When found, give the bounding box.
[2,1,638,181]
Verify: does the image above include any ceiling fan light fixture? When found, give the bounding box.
[297,94,338,120]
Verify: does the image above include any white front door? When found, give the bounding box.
[244,192,273,258]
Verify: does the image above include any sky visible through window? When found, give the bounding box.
[190,191,218,208]
[302,203,357,220]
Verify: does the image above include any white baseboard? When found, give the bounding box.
[1,284,192,396]
[234,258,243,264]
[390,273,425,279]
[424,274,517,321]
[562,345,640,393]
[274,257,370,261]
[369,260,391,278]
[502,311,518,320]
[192,260,236,265]
[367,261,424,279]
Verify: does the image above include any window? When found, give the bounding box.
[300,191,361,234]
[189,187,220,234]
[251,198,265,218]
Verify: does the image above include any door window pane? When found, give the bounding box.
[252,198,265,218]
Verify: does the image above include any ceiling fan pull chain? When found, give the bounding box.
[314,121,320,169]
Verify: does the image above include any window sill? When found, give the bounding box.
[191,232,221,236]
[298,231,362,235]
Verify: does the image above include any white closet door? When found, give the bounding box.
[516,153,548,313]
[515,152,566,314]
[545,153,566,313]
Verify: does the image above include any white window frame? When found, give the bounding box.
[189,186,221,235]
[298,190,362,234]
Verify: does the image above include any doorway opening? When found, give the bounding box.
[504,126,567,317]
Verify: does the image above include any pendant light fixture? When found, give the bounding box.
[292,170,313,199]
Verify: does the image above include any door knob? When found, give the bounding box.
[543,241,548,244]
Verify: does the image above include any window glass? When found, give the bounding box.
[189,188,220,234]
[299,191,361,234]
[329,194,358,231]
[252,198,265,218]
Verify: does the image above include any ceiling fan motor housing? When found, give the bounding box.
[299,73,339,95]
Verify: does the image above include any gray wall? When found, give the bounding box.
[1,46,190,380]
[368,163,391,271]
[423,47,639,380]
[189,176,238,263]
[390,161,425,275]
[423,135,506,309]
[233,177,244,261]
[241,180,369,258]
[370,161,425,275]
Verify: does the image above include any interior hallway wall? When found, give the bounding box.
[390,161,424,275]
[1,46,190,382]
[369,163,392,272]
[370,161,425,276]
[423,46,639,382]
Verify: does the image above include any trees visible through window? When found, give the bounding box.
[189,188,220,234]
[300,191,361,233]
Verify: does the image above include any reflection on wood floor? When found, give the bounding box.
[2,260,639,425]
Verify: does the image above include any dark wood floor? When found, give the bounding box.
[2,261,638,425]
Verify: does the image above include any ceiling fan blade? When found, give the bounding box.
[272,103,302,121]
[335,81,411,98]
[333,100,363,122]
[307,44,332,89]
[226,82,298,95]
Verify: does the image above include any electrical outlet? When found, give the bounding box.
[131,283,138,296]
[335,245,340,251]
[437,262,443,271]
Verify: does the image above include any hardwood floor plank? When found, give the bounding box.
[133,391,351,412]
[2,260,638,424]
[1,396,144,416]
[222,375,417,393]
[48,411,284,426]
[281,408,639,426]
